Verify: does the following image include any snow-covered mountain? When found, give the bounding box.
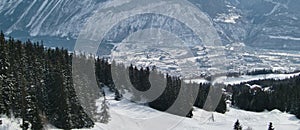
[1,0,300,77]
[0,0,299,50]
[0,0,107,49]
[190,0,300,50]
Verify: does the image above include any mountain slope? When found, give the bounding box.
[191,0,300,50]
[0,0,106,49]
[84,88,300,130]
[0,0,106,37]
[1,0,299,50]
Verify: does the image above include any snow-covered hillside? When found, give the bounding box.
[80,89,300,130]
[0,0,299,50]
[0,0,105,38]
[217,72,300,85]
[1,86,299,130]
[185,71,300,85]
[191,0,300,50]
[0,0,107,49]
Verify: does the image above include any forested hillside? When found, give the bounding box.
[0,32,95,129]
[0,32,227,129]
[95,60,227,116]
[230,75,300,119]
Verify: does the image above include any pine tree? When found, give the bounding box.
[268,122,274,130]
[99,97,110,124]
[73,54,102,123]
[23,40,43,130]
[8,40,23,118]
[234,120,242,130]
[0,31,8,114]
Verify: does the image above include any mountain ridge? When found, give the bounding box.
[0,0,299,50]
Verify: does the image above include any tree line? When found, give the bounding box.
[95,59,227,117]
[230,75,300,118]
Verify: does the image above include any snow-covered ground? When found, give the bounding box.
[183,72,300,85]
[218,72,300,85]
[214,13,241,24]
[86,89,300,130]
[1,86,299,130]
[0,116,23,130]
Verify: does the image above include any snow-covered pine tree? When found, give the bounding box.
[73,54,102,123]
[23,41,43,130]
[0,31,8,114]
[99,97,110,124]
[7,40,24,118]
